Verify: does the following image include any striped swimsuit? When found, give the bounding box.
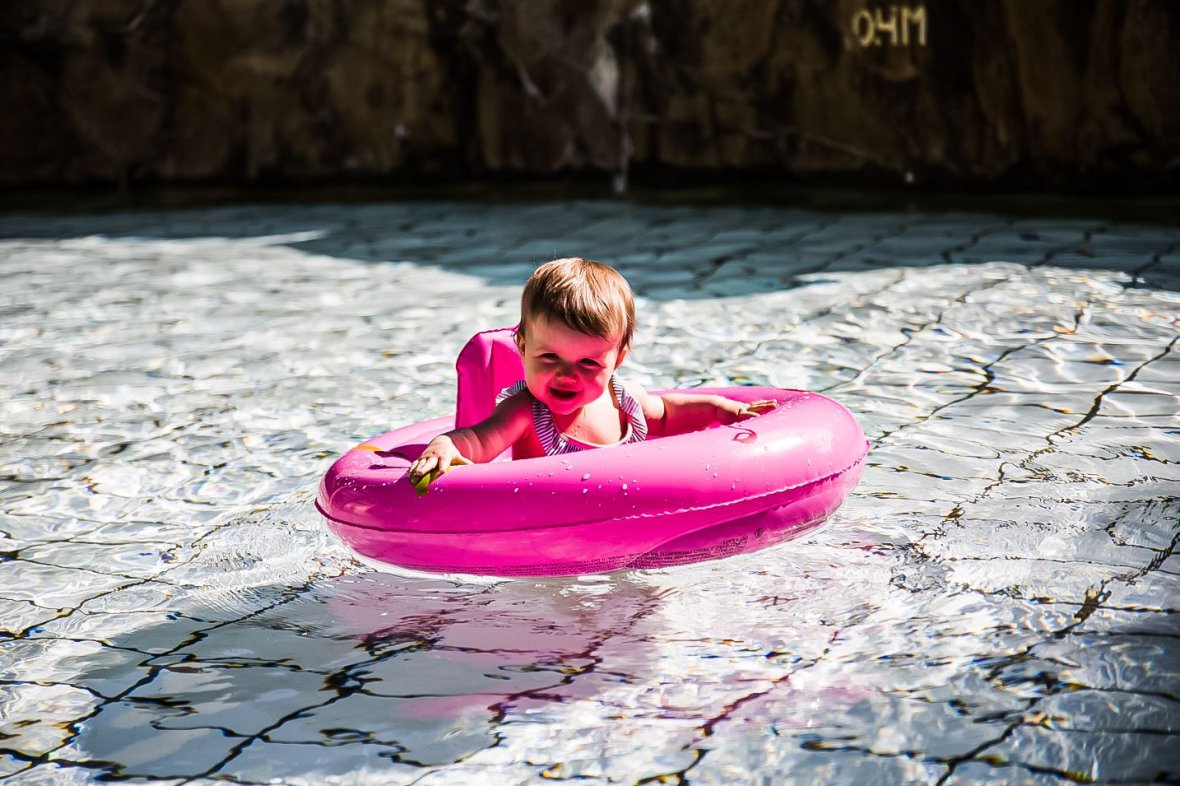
[497,376,649,456]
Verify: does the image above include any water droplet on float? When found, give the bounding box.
[582,473,591,481]
[582,488,589,494]
[622,483,628,490]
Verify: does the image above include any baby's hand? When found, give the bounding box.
[717,398,778,424]
[408,436,472,485]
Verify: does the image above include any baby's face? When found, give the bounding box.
[517,317,627,416]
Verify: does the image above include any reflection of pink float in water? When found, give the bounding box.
[323,572,663,736]
[317,329,868,577]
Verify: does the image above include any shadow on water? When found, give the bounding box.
[54,573,669,781]
[1,186,1177,296]
[40,503,1180,784]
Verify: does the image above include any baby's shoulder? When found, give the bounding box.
[619,379,664,421]
[619,378,654,405]
[476,387,535,445]
[494,386,535,418]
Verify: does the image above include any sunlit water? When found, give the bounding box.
[1,198,1177,785]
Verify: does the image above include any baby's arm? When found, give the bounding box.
[629,384,776,437]
[407,393,532,483]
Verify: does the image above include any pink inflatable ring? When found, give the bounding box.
[317,329,868,576]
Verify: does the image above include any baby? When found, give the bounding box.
[408,258,775,483]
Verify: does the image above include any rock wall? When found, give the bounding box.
[2,0,1177,189]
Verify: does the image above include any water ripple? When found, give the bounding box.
[0,201,1177,784]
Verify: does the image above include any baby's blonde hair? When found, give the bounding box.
[519,258,635,349]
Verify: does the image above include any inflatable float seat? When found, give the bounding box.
[454,326,523,428]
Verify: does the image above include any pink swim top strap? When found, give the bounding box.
[497,376,648,455]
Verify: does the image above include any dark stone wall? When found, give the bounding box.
[2,0,1177,189]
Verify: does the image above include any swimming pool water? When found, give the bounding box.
[1,198,1177,784]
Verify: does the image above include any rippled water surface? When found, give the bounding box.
[1,197,1178,784]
